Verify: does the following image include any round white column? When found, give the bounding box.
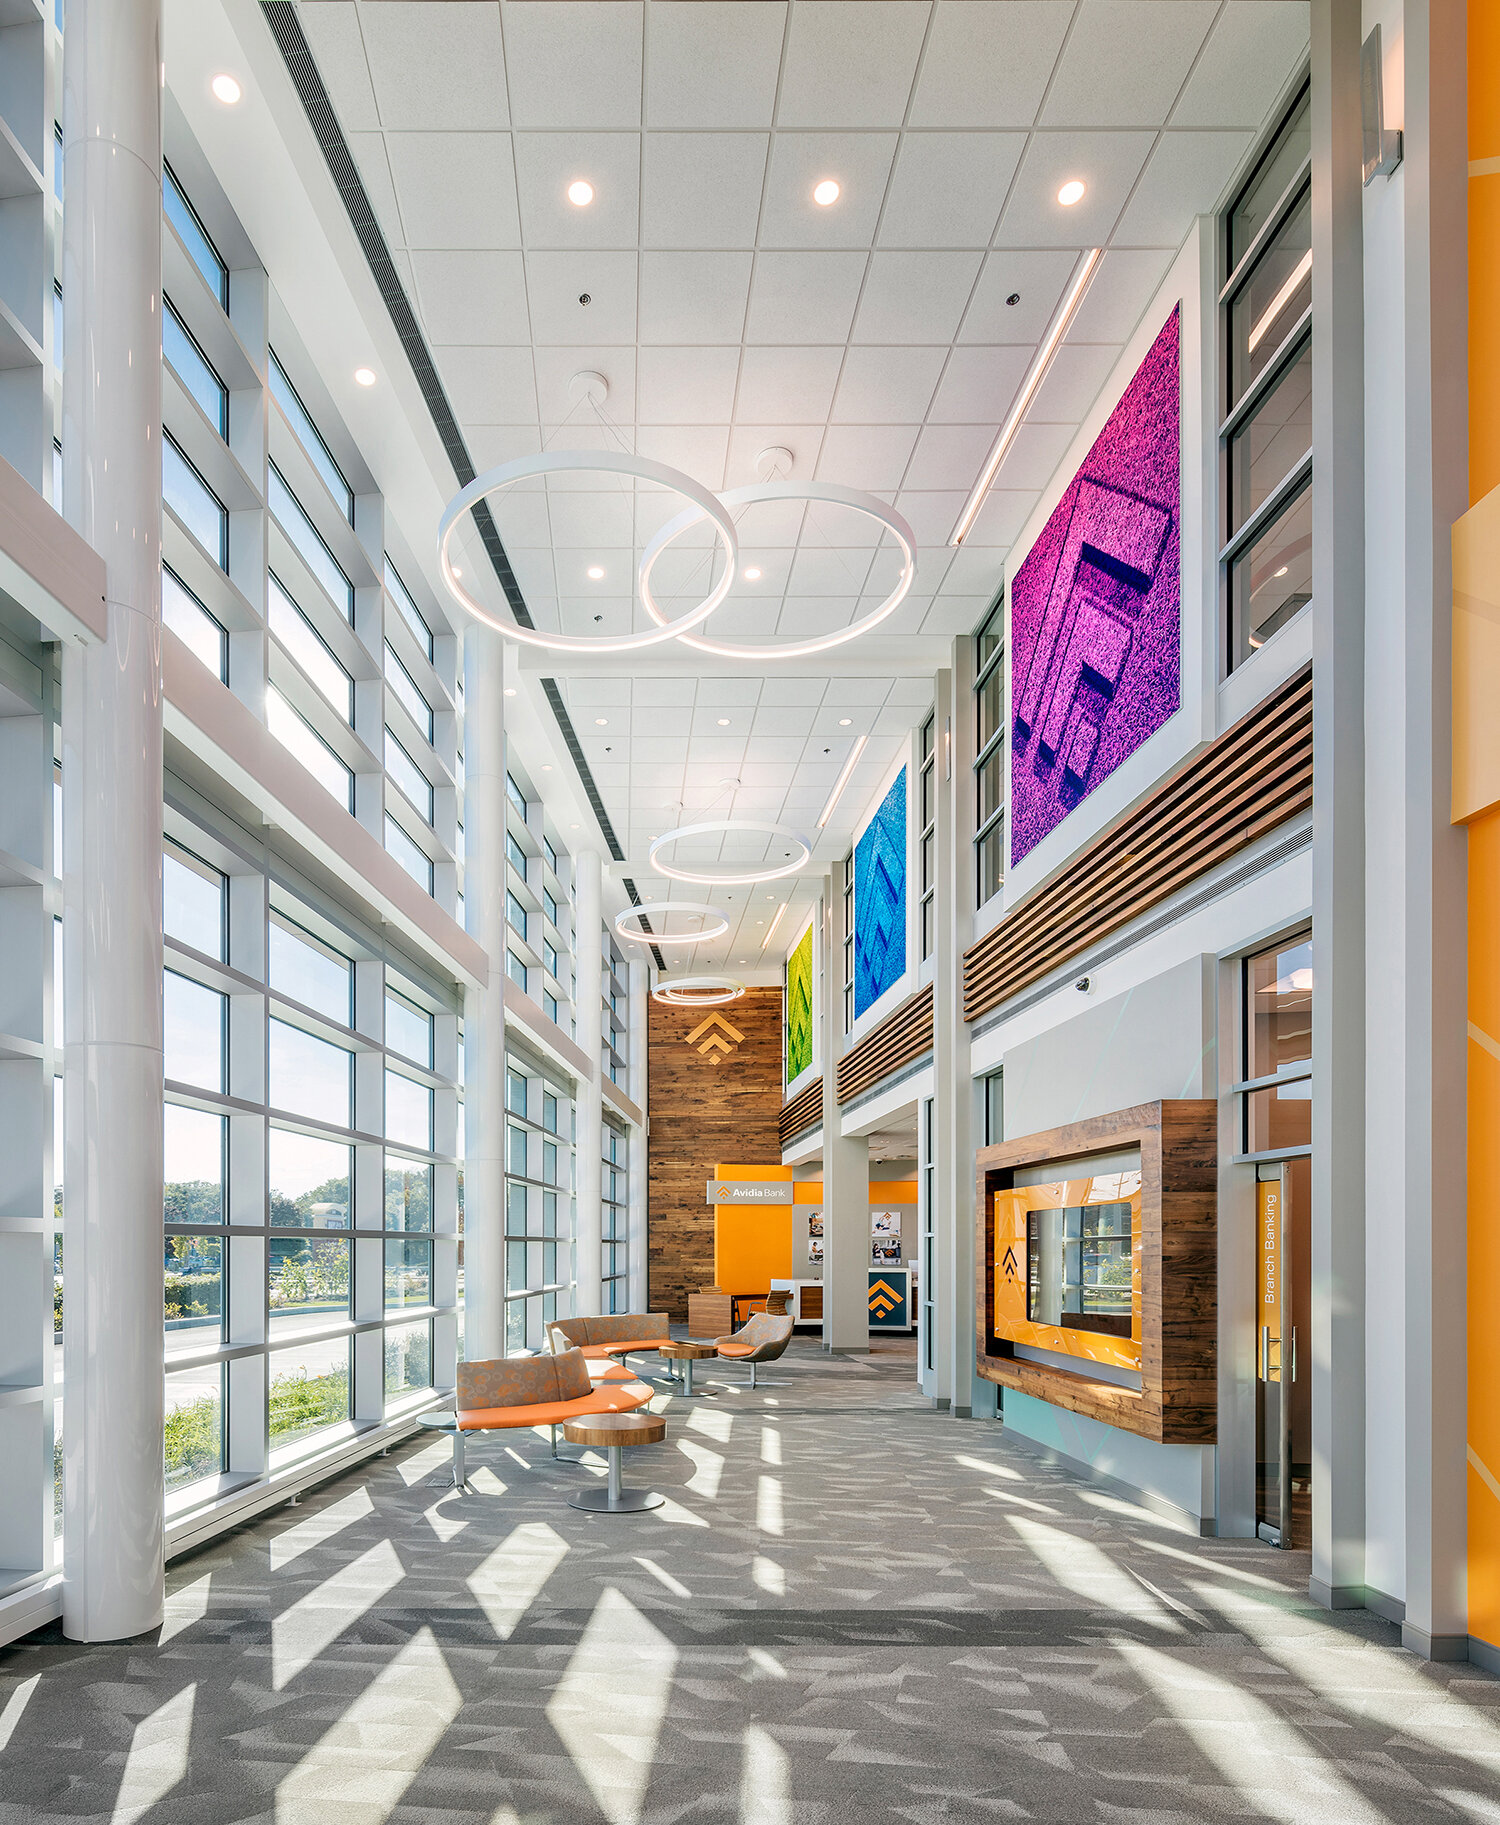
[462,629,507,1362]
[627,957,649,1310]
[59,0,166,1641]
[573,851,603,1316]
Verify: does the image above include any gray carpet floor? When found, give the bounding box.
[2,1341,1498,1824]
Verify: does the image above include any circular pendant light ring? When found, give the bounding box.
[638,480,916,661]
[649,818,812,887]
[613,900,729,946]
[651,975,746,1007]
[438,450,738,654]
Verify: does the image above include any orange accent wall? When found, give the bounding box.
[1468,0,1500,1652]
[714,1207,794,1294]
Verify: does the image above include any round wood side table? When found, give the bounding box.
[657,1339,719,1398]
[563,1410,667,1513]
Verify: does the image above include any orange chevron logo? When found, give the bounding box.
[686,1011,746,1063]
[869,1279,902,1317]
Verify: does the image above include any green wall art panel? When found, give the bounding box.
[786,924,813,1083]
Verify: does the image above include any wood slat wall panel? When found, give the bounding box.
[834,983,934,1104]
[964,667,1312,1021]
[779,1076,824,1146]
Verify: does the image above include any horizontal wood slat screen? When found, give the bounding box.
[779,1076,824,1146]
[835,983,934,1104]
[964,666,1312,1023]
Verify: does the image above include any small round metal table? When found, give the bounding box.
[563,1411,666,1513]
[657,1340,719,1398]
[416,1410,465,1488]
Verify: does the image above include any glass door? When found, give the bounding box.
[1256,1158,1311,1546]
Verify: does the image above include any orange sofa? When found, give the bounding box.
[546,1313,675,1377]
[450,1348,653,1484]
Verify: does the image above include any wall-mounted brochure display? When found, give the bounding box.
[975,1101,1216,1444]
[992,1168,1142,1373]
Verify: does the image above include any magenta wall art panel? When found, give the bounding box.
[1009,306,1181,866]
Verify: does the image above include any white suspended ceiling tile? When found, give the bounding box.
[512,133,641,247]
[1171,2,1310,130]
[830,345,946,424]
[786,546,881,598]
[724,425,828,487]
[775,1,930,130]
[629,677,699,707]
[852,251,985,345]
[1067,246,1176,343]
[877,133,1026,249]
[736,761,798,789]
[692,678,765,708]
[524,251,638,346]
[1041,0,1218,128]
[754,704,823,737]
[466,425,544,471]
[745,736,810,762]
[346,133,407,250]
[927,345,1031,425]
[813,423,920,492]
[758,134,899,249]
[636,346,742,425]
[686,734,749,764]
[995,131,1157,248]
[299,4,379,132]
[385,132,523,249]
[758,678,829,707]
[1027,341,1124,423]
[990,418,1076,490]
[532,347,638,425]
[360,2,510,130]
[942,543,1008,598]
[501,0,644,130]
[1112,130,1255,245]
[887,672,942,704]
[633,424,732,487]
[894,490,967,547]
[964,487,1040,547]
[644,1,788,130]
[638,251,754,344]
[904,422,996,492]
[433,345,538,422]
[959,250,1079,343]
[565,677,634,708]
[641,133,771,249]
[824,675,894,708]
[744,252,870,346]
[410,251,530,345]
[907,1,1073,128]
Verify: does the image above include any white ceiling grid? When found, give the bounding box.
[296,0,1309,966]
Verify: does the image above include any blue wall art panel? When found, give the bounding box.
[854,767,907,1019]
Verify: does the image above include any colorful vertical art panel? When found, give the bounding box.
[785,922,813,1084]
[1010,307,1182,865]
[854,767,907,1018]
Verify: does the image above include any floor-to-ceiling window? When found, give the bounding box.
[503,1054,576,1353]
[602,1120,628,1314]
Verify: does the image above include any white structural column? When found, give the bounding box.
[1309,0,1368,1614]
[932,660,996,1418]
[574,851,603,1316]
[59,0,166,1641]
[627,956,648,1311]
[462,629,507,1362]
[820,875,869,1351]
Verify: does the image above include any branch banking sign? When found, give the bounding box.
[1009,307,1182,864]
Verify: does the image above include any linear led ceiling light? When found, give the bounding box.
[639,482,916,659]
[614,901,729,946]
[651,975,746,1007]
[439,451,737,654]
[949,246,1103,547]
[816,734,868,829]
[649,819,812,887]
[761,902,788,950]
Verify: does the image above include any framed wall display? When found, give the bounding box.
[975,1100,1216,1443]
[853,766,907,1017]
[785,921,814,1083]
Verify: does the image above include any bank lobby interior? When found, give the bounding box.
[4,0,1500,1819]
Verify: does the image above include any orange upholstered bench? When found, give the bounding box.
[546,1313,676,1380]
[451,1349,653,1486]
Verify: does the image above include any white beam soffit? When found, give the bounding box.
[257,0,630,873]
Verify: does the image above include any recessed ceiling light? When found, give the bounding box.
[353,367,377,387]
[838,717,852,726]
[743,567,762,582]
[594,717,608,726]
[717,717,730,726]
[1274,565,1289,578]
[587,565,605,580]
[813,179,841,206]
[211,73,242,105]
[451,566,463,579]
[567,179,594,207]
[571,823,580,829]
[542,765,552,771]
[1057,179,1086,207]
[503,687,517,698]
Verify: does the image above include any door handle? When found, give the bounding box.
[1290,1326,1297,1383]
[1260,1325,1270,1380]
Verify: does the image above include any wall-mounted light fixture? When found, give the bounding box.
[1361,26,1403,184]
